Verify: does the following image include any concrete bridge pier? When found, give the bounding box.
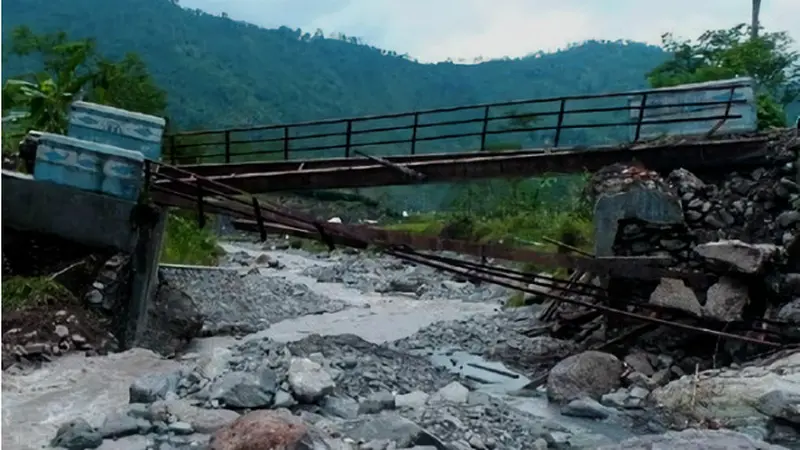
[1,171,166,349]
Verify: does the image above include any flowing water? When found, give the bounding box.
[2,243,633,449]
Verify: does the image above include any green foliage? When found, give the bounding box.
[388,173,593,250]
[1,276,76,312]
[160,213,223,266]
[2,25,167,136]
[647,23,800,129]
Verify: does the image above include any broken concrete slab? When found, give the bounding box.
[694,240,781,274]
[704,277,750,322]
[649,278,703,316]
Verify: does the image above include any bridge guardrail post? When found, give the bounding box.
[554,99,567,147]
[196,183,206,229]
[480,106,490,150]
[345,120,353,157]
[283,127,290,160]
[169,135,177,165]
[224,130,231,163]
[410,112,419,155]
[633,93,649,142]
[252,197,267,241]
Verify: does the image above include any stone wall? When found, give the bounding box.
[588,130,800,363]
[595,131,799,270]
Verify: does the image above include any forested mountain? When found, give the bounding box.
[2,0,668,132]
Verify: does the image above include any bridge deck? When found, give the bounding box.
[159,136,768,193]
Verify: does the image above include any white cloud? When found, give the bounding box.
[180,0,800,62]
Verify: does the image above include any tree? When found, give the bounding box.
[2,26,167,136]
[751,0,761,41]
[646,24,799,129]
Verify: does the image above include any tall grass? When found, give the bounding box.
[159,213,223,266]
[1,276,76,312]
[386,174,594,253]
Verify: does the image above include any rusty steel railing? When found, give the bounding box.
[164,82,748,165]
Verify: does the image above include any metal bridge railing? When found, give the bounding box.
[164,82,749,165]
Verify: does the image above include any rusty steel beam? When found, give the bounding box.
[165,149,548,178]
[230,217,709,284]
[151,177,708,283]
[389,249,782,347]
[160,137,768,193]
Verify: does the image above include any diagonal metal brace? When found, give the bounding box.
[354,150,426,181]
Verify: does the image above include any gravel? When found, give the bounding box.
[301,251,513,302]
[160,266,349,335]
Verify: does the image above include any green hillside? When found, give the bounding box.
[2,0,676,211]
[1,0,667,132]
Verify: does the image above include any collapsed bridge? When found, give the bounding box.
[4,77,799,361]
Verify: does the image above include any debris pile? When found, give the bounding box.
[525,131,800,418]
[605,131,799,266]
[51,334,559,450]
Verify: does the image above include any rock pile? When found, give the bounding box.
[605,131,799,266]
[578,132,800,366]
[52,334,570,450]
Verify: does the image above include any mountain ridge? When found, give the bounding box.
[1,0,668,130]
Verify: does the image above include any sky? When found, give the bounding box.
[180,0,800,63]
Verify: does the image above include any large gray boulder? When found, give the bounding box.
[547,351,624,403]
[650,351,800,422]
[596,429,787,449]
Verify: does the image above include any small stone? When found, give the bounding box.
[395,391,429,409]
[272,389,296,408]
[624,352,655,377]
[628,386,650,399]
[358,391,396,414]
[429,381,469,404]
[99,412,141,439]
[54,325,70,339]
[287,357,336,403]
[168,421,195,435]
[208,369,277,409]
[778,211,800,228]
[84,289,103,305]
[468,436,487,449]
[129,372,180,403]
[532,438,548,450]
[322,395,359,419]
[51,418,103,450]
[562,398,613,419]
[23,343,48,355]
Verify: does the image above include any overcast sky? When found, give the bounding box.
[181,0,800,63]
